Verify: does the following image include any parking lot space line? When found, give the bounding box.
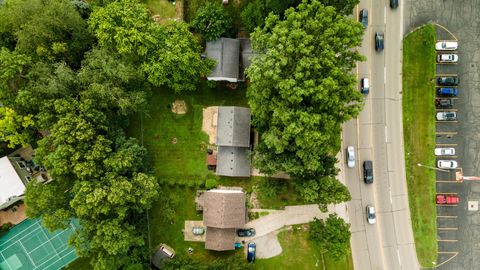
[436,180,460,183]
[436,192,458,195]
[436,63,458,65]
[438,227,458,230]
[436,143,457,146]
[436,121,458,123]
[436,155,458,158]
[435,97,458,100]
[436,109,458,112]
[436,73,458,76]
[436,132,457,135]
[438,239,459,242]
[437,215,457,218]
[437,204,458,207]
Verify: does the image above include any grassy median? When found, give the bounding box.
[402,24,437,267]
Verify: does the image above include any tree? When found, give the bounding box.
[241,0,295,33]
[309,214,351,259]
[319,0,359,15]
[142,22,215,92]
[296,177,351,211]
[191,2,233,41]
[247,0,364,178]
[0,48,31,104]
[0,107,34,148]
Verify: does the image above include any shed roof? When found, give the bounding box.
[205,38,240,82]
[203,189,246,228]
[216,146,250,177]
[0,157,26,206]
[205,227,236,251]
[216,106,251,147]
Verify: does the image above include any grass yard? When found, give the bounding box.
[402,24,437,267]
[255,227,353,270]
[145,0,177,19]
[64,257,91,270]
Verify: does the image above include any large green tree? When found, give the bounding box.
[191,2,233,41]
[319,0,359,15]
[240,0,295,33]
[309,214,351,259]
[297,177,351,211]
[247,0,364,178]
[0,107,34,148]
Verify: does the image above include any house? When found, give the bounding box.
[203,188,246,251]
[0,149,51,210]
[215,106,251,177]
[205,38,253,82]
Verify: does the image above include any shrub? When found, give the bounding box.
[191,2,233,41]
[0,222,13,237]
[205,178,218,189]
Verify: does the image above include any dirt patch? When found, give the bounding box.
[172,100,187,114]
[0,203,27,226]
[202,106,218,144]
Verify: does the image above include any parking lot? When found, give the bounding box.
[405,0,480,269]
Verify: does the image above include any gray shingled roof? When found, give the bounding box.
[205,38,240,81]
[203,189,246,228]
[216,146,251,177]
[216,106,251,147]
[205,227,236,251]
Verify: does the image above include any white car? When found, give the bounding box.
[436,111,457,121]
[437,54,458,63]
[435,148,455,156]
[437,160,458,169]
[366,205,376,224]
[435,41,458,51]
[347,146,355,168]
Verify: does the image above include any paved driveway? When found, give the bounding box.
[405,1,480,269]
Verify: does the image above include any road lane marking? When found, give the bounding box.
[384,6,386,24]
[384,125,388,142]
[384,66,387,83]
[438,227,458,230]
[396,249,401,267]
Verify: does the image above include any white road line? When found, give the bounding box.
[384,66,387,83]
[385,125,388,142]
[384,6,387,24]
[389,188,393,204]
[397,249,402,267]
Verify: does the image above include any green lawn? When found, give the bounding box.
[255,227,353,270]
[64,257,91,270]
[145,0,177,19]
[402,24,437,267]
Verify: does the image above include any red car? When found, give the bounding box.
[436,194,459,205]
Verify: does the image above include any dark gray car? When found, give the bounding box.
[359,9,368,28]
[375,32,384,51]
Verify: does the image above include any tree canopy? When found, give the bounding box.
[309,214,351,259]
[240,0,295,33]
[191,2,233,41]
[319,0,359,15]
[247,0,364,178]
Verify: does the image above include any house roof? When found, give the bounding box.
[216,106,251,147]
[205,38,240,82]
[203,189,246,228]
[0,157,26,206]
[204,227,236,251]
[216,146,251,177]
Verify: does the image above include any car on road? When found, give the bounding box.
[375,32,384,51]
[436,99,453,109]
[237,228,255,237]
[359,9,368,28]
[363,160,373,184]
[390,0,399,9]
[435,41,458,51]
[437,87,459,97]
[435,147,455,156]
[361,77,369,94]
[347,146,355,168]
[436,194,459,205]
[366,205,376,224]
[247,242,256,262]
[437,160,458,169]
[437,76,459,86]
[436,111,457,121]
[437,54,458,63]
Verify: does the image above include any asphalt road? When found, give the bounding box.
[342,0,420,269]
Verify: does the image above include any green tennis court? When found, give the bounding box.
[0,218,78,270]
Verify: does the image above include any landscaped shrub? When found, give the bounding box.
[205,178,218,189]
[0,222,13,237]
[191,2,233,41]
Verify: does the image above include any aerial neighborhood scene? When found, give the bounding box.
[0,0,477,269]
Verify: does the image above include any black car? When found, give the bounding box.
[437,76,459,86]
[237,228,256,237]
[390,0,399,9]
[363,161,373,184]
[247,242,256,262]
[436,99,453,109]
[375,32,384,51]
[359,9,368,28]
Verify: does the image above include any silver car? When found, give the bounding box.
[437,160,458,169]
[435,41,458,51]
[366,205,376,224]
[434,147,455,156]
[347,146,355,168]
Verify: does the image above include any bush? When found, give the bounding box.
[191,2,233,41]
[309,214,351,259]
[0,222,13,237]
[205,178,218,189]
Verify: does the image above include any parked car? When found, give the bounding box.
[436,111,457,121]
[435,147,455,156]
[437,160,458,169]
[237,228,256,237]
[390,0,399,9]
[361,77,370,94]
[437,54,458,63]
[436,194,459,205]
[366,205,376,224]
[375,32,384,51]
[363,160,373,184]
[437,76,459,86]
[359,9,368,28]
[192,227,205,235]
[437,87,458,97]
[435,41,458,51]
[436,99,453,109]
[247,242,256,262]
[347,146,355,168]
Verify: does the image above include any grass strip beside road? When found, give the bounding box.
[402,24,437,267]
